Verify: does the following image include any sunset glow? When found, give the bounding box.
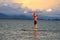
[0,0,60,19]
[13,0,59,11]
[46,9,52,12]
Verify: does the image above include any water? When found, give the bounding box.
[0,20,60,40]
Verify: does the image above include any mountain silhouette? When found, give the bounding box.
[0,13,9,18]
[0,13,60,20]
[0,13,33,19]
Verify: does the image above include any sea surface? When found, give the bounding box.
[0,20,60,40]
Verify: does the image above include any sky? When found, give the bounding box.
[0,0,60,18]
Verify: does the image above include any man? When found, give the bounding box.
[33,12,38,25]
[33,12,38,39]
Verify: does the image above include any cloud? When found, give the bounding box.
[0,0,60,18]
[46,9,52,12]
[0,3,24,15]
[13,0,60,11]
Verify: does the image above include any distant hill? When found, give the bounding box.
[0,13,60,20]
[0,13,9,18]
[0,13,33,19]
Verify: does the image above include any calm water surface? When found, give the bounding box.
[0,20,60,40]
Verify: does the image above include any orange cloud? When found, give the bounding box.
[13,0,60,11]
[13,0,23,3]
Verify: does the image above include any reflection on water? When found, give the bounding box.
[0,30,60,40]
[0,20,60,40]
[0,20,60,30]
